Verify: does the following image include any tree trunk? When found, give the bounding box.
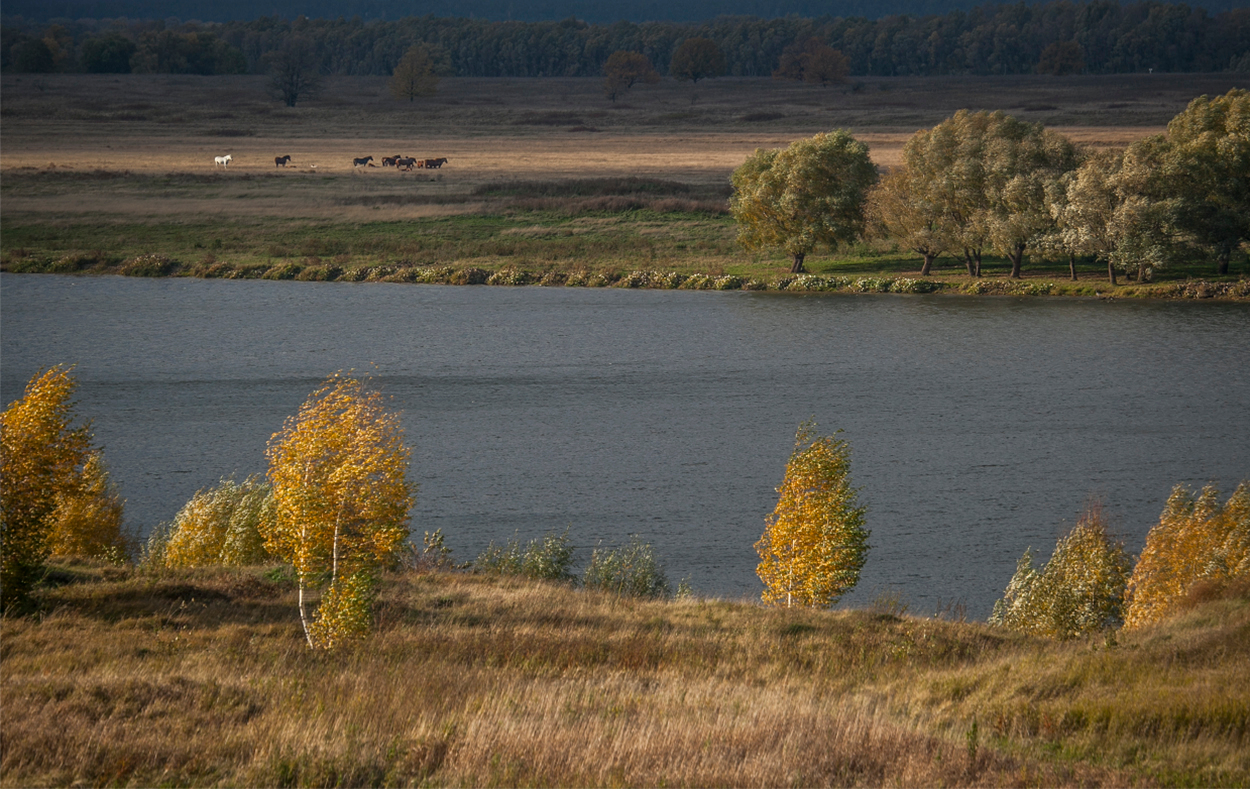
[1107,258,1117,285]
[1218,243,1231,276]
[790,253,806,274]
[1009,243,1025,279]
[1069,253,1078,281]
[920,252,935,277]
[1136,262,1147,282]
[297,580,315,649]
[963,249,976,277]
[973,250,982,278]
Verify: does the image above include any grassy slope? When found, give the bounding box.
[3,561,1247,787]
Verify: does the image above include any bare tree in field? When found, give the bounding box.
[389,44,439,101]
[267,37,322,107]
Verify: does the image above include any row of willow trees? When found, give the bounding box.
[4,0,1250,77]
[730,89,1248,281]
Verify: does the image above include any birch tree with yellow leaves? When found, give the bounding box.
[2,366,90,611]
[756,423,869,608]
[1123,482,1249,630]
[264,374,413,649]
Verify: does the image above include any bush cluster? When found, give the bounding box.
[474,530,674,598]
[993,484,1249,640]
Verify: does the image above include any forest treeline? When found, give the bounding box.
[3,1,1249,78]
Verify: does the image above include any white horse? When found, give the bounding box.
[214,154,232,168]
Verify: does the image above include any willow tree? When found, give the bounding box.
[264,374,413,649]
[1124,89,1250,277]
[1,366,91,611]
[731,130,878,274]
[867,166,957,276]
[896,110,993,277]
[756,423,869,608]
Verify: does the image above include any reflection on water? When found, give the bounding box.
[3,274,1248,616]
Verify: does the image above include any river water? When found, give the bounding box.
[3,274,1247,616]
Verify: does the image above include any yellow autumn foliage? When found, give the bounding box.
[264,374,413,648]
[46,451,130,562]
[154,475,274,568]
[990,504,1132,640]
[2,366,93,609]
[1123,481,1250,630]
[755,423,869,609]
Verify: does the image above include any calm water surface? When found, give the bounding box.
[3,274,1247,616]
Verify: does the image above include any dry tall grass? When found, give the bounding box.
[3,561,1246,787]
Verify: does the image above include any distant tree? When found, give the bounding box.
[81,33,137,74]
[670,37,725,83]
[903,110,1078,279]
[389,43,439,101]
[980,115,1080,279]
[264,374,413,649]
[756,423,868,609]
[898,110,993,277]
[10,38,55,73]
[1,366,90,612]
[1155,90,1250,276]
[603,50,659,102]
[730,129,878,273]
[1108,135,1186,282]
[131,30,245,75]
[266,36,322,107]
[773,38,850,86]
[1124,482,1249,631]
[1044,150,1122,283]
[866,166,957,276]
[1037,41,1086,75]
[990,503,1132,640]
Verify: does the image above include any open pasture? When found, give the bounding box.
[2,72,1245,284]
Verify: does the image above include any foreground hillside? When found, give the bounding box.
[2,562,1247,787]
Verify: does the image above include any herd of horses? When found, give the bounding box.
[212,153,448,171]
[352,155,449,171]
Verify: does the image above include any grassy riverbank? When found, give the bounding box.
[3,73,1247,300]
[2,560,1247,787]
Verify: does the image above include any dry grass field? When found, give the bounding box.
[2,561,1248,788]
[2,72,1247,288]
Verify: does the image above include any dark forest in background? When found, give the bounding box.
[9,0,1250,23]
[4,1,1249,77]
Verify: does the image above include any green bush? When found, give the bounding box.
[583,536,671,599]
[475,529,577,583]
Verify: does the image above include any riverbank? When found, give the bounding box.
[4,254,1248,301]
[2,560,1247,787]
[4,74,1247,301]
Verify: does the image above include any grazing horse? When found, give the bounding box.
[353,156,374,167]
[275,155,292,167]
[381,156,399,167]
[395,157,417,171]
[214,154,232,168]
[425,157,448,169]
